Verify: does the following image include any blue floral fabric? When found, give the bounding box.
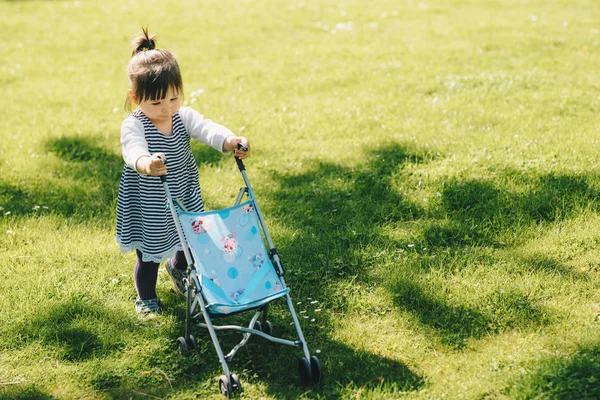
[177,199,288,315]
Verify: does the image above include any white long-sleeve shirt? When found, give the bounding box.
[120,106,234,171]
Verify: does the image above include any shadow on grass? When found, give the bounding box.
[247,337,425,399]
[91,302,425,399]
[391,279,552,349]
[263,143,585,349]
[0,136,229,221]
[4,295,135,361]
[0,385,54,400]
[430,172,600,248]
[518,253,586,280]
[501,342,600,399]
[0,136,122,220]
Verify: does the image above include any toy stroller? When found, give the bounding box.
[160,145,321,398]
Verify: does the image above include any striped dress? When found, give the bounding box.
[116,109,207,264]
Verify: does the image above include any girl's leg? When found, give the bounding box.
[134,249,159,300]
[171,250,187,271]
[165,250,187,295]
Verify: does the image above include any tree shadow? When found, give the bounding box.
[501,342,600,399]
[262,143,576,349]
[91,308,425,399]
[2,136,228,222]
[0,133,240,223]
[0,136,122,221]
[434,172,600,248]
[252,338,425,399]
[391,278,491,348]
[3,295,135,361]
[518,253,585,280]
[391,278,552,349]
[0,385,55,400]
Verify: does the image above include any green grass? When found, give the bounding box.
[3,0,600,398]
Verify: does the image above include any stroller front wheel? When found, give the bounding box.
[219,374,243,398]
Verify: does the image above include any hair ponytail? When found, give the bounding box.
[125,27,184,111]
[131,26,156,56]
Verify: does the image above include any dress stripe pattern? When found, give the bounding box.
[116,109,204,263]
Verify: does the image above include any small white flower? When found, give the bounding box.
[111,278,119,284]
[6,230,14,234]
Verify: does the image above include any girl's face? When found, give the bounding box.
[130,86,182,124]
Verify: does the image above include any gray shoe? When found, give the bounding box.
[135,297,162,317]
[165,259,187,296]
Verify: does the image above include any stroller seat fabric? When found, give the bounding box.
[177,200,289,315]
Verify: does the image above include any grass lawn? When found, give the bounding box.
[2,0,600,398]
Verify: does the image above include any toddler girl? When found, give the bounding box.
[116,28,250,316]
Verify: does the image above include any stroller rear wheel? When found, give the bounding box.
[298,357,311,385]
[299,356,322,385]
[263,320,273,336]
[176,335,196,356]
[254,320,273,335]
[310,355,322,384]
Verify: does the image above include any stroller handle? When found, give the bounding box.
[235,142,247,171]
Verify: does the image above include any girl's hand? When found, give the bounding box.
[225,136,251,159]
[137,152,167,176]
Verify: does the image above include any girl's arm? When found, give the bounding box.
[180,106,250,159]
[121,116,166,175]
[121,116,150,171]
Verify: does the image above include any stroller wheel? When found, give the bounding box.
[298,357,312,385]
[310,355,322,384]
[187,334,197,350]
[254,321,262,332]
[263,320,273,336]
[219,374,243,398]
[176,336,190,356]
[218,375,231,398]
[231,373,243,394]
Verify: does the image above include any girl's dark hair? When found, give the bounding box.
[125,27,184,111]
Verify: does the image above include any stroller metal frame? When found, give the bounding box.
[161,155,321,397]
